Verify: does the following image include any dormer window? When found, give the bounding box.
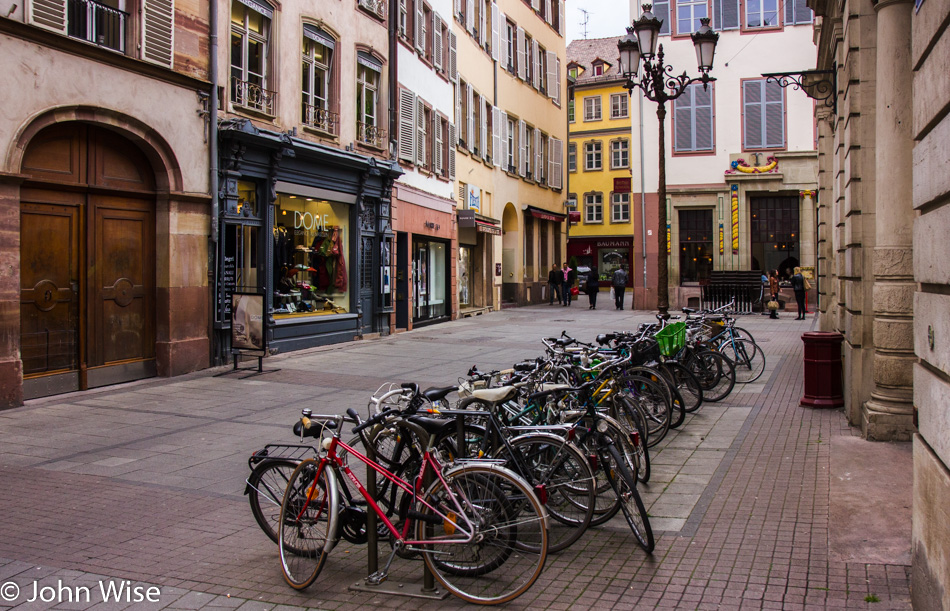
[590,58,611,76]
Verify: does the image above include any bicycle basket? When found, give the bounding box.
[630,338,662,365]
[653,321,687,357]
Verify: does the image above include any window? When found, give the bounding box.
[676,0,708,34]
[417,99,430,168]
[472,92,482,155]
[525,33,534,85]
[459,79,470,146]
[568,99,575,122]
[593,63,604,76]
[750,195,800,275]
[537,133,546,183]
[610,139,629,169]
[743,79,784,150]
[568,66,579,79]
[584,141,602,170]
[421,3,431,59]
[506,117,515,171]
[652,0,673,35]
[525,125,534,179]
[746,0,779,28]
[357,54,384,147]
[583,96,602,121]
[712,0,740,29]
[302,27,336,135]
[398,0,411,40]
[506,21,515,72]
[231,1,274,114]
[679,209,713,282]
[784,0,813,23]
[66,0,128,52]
[611,193,630,223]
[674,83,714,152]
[568,143,576,172]
[538,44,547,93]
[585,193,603,223]
[610,93,628,119]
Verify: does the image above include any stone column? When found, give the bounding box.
[799,190,816,269]
[863,0,916,439]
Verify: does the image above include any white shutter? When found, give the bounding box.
[142,0,175,67]
[547,136,556,188]
[454,81,462,143]
[434,17,443,70]
[502,112,510,170]
[466,84,475,153]
[551,138,563,189]
[466,0,474,33]
[558,0,565,36]
[491,2,500,61]
[398,89,416,162]
[449,31,458,81]
[555,56,561,103]
[481,102,489,161]
[546,51,558,99]
[516,27,526,80]
[531,39,540,90]
[518,119,526,177]
[492,106,501,167]
[29,0,67,34]
[434,114,444,175]
[479,0,486,47]
[534,129,542,182]
[416,99,427,166]
[455,0,462,20]
[499,15,509,68]
[531,0,540,12]
[415,2,425,52]
[448,123,457,179]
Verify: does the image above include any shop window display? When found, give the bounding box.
[272,195,350,316]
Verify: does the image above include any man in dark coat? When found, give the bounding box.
[612,265,628,310]
[547,264,561,305]
[585,268,599,309]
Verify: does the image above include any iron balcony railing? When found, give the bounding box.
[357,122,385,148]
[67,0,127,52]
[231,77,277,115]
[302,104,339,136]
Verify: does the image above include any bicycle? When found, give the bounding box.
[278,403,549,605]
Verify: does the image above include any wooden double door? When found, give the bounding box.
[20,124,156,398]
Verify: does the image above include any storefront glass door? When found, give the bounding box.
[458,246,473,308]
[413,239,447,321]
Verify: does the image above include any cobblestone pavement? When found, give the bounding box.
[0,304,912,610]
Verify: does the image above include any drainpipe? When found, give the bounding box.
[639,88,647,286]
[210,0,219,240]
[389,0,398,157]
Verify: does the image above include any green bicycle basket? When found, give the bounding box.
[653,321,686,357]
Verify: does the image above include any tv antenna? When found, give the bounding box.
[579,8,591,39]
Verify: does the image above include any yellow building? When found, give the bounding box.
[566,36,635,292]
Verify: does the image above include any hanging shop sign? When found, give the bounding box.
[613,177,631,193]
[467,185,481,212]
[731,184,739,254]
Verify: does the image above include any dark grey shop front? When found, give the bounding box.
[214,120,401,363]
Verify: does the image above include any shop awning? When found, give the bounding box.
[525,205,567,223]
[458,210,501,235]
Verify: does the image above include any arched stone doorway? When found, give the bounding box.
[19,123,157,398]
[501,203,520,305]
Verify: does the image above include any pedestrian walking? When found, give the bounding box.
[790,266,810,319]
[560,262,573,306]
[585,268,599,309]
[611,265,628,310]
[547,263,561,305]
[768,269,780,320]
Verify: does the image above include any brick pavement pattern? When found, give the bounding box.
[0,306,911,610]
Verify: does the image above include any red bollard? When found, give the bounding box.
[800,332,844,408]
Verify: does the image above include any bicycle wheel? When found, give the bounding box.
[568,426,622,526]
[718,338,766,383]
[686,350,736,402]
[417,463,548,605]
[247,458,299,545]
[730,326,756,344]
[604,442,654,553]
[659,362,704,413]
[504,435,595,552]
[278,459,337,590]
[619,373,671,448]
[612,396,651,484]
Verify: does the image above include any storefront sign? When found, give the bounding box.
[594,239,632,248]
[569,210,581,224]
[730,184,739,254]
[236,0,273,19]
[476,222,502,235]
[613,177,631,193]
[467,185,481,212]
[220,255,236,320]
[525,205,566,223]
[231,292,265,354]
[294,211,330,232]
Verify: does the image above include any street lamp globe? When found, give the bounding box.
[633,4,662,59]
[690,17,720,74]
[618,27,641,84]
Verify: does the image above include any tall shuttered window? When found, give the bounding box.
[674,83,714,153]
[712,0,739,29]
[743,79,785,150]
[302,27,336,135]
[357,53,384,148]
[231,1,274,114]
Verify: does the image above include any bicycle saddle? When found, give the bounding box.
[406,415,454,436]
[423,385,457,401]
[469,386,519,403]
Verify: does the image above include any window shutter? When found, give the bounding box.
[674,88,694,152]
[398,89,416,161]
[518,119,526,177]
[713,0,739,29]
[29,0,67,34]
[466,84,475,153]
[534,129,542,182]
[492,106,502,166]
[449,31,458,81]
[415,2,425,52]
[479,1,486,46]
[558,0,565,36]
[787,0,812,24]
[695,84,714,151]
[500,15,509,68]
[142,0,176,67]
[516,27,526,81]
[491,2,500,61]
[549,137,563,189]
[455,0,462,20]
[434,114,443,175]
[764,81,785,148]
[448,123,457,179]
[546,51,558,100]
[434,17,444,70]
[530,40,539,89]
[501,112,509,168]
[531,0,540,12]
[416,99,427,166]
[466,0,474,33]
[480,102,489,161]
[653,0,671,35]
[555,56,561,103]
[743,80,763,149]
[785,0,794,24]
[454,81,462,142]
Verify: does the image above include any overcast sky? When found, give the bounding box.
[566,0,632,43]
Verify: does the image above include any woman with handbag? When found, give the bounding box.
[791,267,811,320]
[768,270,780,319]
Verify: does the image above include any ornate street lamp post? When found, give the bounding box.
[618,7,719,316]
